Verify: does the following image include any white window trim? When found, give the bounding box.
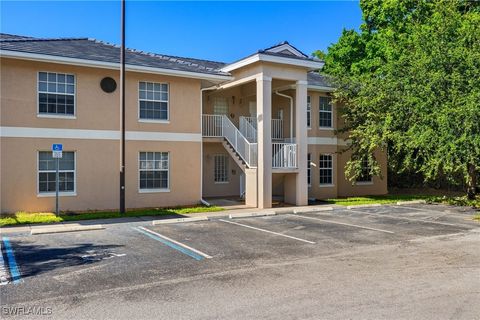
[307,153,311,187]
[137,81,170,122]
[138,151,170,192]
[319,153,334,187]
[214,154,229,184]
[37,71,76,118]
[319,96,333,129]
[355,181,374,186]
[307,96,311,129]
[36,150,77,197]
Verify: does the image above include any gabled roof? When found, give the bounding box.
[0,33,331,88]
[260,41,309,59]
[0,33,229,78]
[307,72,334,89]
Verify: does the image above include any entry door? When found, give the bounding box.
[240,173,245,199]
[249,101,256,118]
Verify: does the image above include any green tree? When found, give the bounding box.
[319,0,480,199]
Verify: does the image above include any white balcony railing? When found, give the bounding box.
[239,116,283,140]
[272,143,297,168]
[202,114,257,167]
[202,115,296,169]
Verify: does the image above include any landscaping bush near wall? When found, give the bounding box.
[387,168,479,193]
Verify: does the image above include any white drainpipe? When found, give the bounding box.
[274,91,293,141]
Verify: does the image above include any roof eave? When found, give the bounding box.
[0,50,232,82]
[220,53,324,73]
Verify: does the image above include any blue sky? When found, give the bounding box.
[1,1,362,62]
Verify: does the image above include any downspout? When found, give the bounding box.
[274,91,293,142]
[200,85,218,206]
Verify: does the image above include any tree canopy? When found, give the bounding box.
[319,0,480,198]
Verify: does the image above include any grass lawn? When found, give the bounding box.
[0,206,224,227]
[323,194,480,208]
[323,194,432,206]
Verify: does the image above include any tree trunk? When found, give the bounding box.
[466,164,477,200]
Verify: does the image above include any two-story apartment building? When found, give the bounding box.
[0,34,387,213]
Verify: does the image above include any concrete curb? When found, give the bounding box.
[31,224,104,235]
[293,206,333,214]
[229,211,276,219]
[346,204,382,209]
[152,217,209,225]
[396,200,427,205]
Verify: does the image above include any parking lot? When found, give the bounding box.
[1,203,479,319]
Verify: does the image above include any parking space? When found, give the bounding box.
[1,203,478,312]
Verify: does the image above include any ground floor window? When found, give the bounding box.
[356,157,373,183]
[319,154,333,185]
[214,154,229,183]
[139,152,169,190]
[307,153,311,187]
[38,151,75,193]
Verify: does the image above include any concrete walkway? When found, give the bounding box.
[0,204,335,235]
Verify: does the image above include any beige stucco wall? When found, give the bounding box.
[0,58,203,213]
[0,58,201,133]
[202,142,242,198]
[0,138,201,213]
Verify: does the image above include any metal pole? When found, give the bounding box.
[55,157,59,215]
[119,0,126,213]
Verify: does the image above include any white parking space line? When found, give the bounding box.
[136,227,212,259]
[290,214,395,234]
[348,208,469,228]
[219,219,316,244]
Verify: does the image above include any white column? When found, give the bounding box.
[256,75,272,209]
[295,80,308,206]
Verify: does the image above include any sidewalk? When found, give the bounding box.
[0,204,335,235]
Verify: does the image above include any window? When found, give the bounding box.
[139,82,169,120]
[319,96,332,128]
[139,152,169,190]
[213,97,229,115]
[356,157,373,183]
[38,72,75,116]
[307,96,311,128]
[307,153,311,187]
[319,154,333,185]
[214,154,229,183]
[38,151,75,194]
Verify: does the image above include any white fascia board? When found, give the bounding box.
[220,53,325,73]
[0,50,232,82]
[307,85,335,92]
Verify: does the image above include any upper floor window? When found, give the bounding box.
[356,157,373,183]
[38,72,75,116]
[307,96,311,128]
[213,97,229,115]
[38,151,75,194]
[319,96,332,128]
[139,82,169,121]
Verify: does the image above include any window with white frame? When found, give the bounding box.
[319,154,333,185]
[139,152,169,190]
[319,96,333,128]
[139,82,169,120]
[38,72,75,116]
[38,151,75,193]
[356,157,373,183]
[307,96,311,128]
[307,153,311,186]
[213,97,229,115]
[214,154,229,183]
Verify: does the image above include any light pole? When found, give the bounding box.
[119,0,126,213]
